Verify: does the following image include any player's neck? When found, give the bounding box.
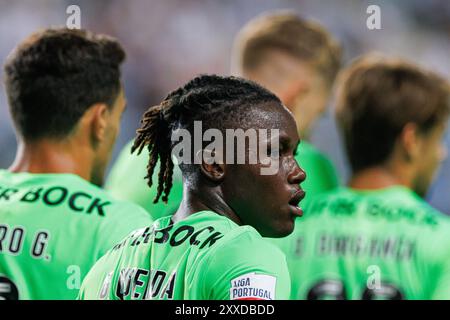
[9,140,93,182]
[349,166,411,191]
[173,185,242,225]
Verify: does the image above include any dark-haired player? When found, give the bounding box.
[105,11,341,219]
[0,28,152,300]
[286,55,450,299]
[79,75,306,300]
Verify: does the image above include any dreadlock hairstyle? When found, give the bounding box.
[132,74,281,204]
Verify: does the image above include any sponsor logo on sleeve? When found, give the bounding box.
[230,273,276,300]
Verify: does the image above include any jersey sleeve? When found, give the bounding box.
[195,230,291,300]
[96,203,153,258]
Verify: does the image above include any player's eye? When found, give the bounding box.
[279,142,292,156]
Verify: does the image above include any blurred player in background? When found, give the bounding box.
[286,54,450,299]
[79,75,305,300]
[106,137,182,219]
[0,28,152,300]
[105,11,341,219]
[232,11,342,207]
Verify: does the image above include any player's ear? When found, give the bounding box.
[400,123,421,161]
[87,103,109,147]
[197,149,226,182]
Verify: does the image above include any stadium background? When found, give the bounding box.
[0,0,449,212]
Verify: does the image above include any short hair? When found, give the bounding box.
[4,27,126,141]
[233,11,342,86]
[132,74,281,204]
[335,54,450,172]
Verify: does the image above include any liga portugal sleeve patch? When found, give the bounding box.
[230,273,277,300]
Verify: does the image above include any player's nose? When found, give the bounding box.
[288,163,306,185]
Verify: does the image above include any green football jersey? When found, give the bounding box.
[78,210,291,300]
[105,140,183,219]
[0,170,153,300]
[277,186,450,300]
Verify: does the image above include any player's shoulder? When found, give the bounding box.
[173,210,285,260]
[60,173,150,219]
[305,186,350,208]
[0,170,138,216]
[411,196,450,231]
[309,186,450,229]
[208,222,286,263]
[198,223,289,299]
[378,186,450,230]
[407,198,450,263]
[95,225,149,263]
[196,212,262,242]
[68,175,153,231]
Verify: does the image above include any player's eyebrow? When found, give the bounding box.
[278,134,290,146]
[278,132,300,150]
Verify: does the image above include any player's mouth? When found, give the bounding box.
[288,188,305,217]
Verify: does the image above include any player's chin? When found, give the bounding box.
[265,214,296,238]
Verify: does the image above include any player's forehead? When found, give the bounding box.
[233,102,300,148]
[236,101,296,131]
